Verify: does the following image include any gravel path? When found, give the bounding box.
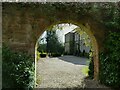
[36,55,111,89]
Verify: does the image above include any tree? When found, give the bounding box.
[46,30,64,54]
[37,43,46,53]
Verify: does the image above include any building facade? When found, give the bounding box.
[65,32,74,55]
[65,31,91,56]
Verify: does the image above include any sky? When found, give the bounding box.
[39,24,78,44]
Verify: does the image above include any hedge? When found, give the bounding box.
[99,32,120,88]
[51,53,61,57]
[88,32,120,88]
[40,53,47,58]
[2,46,35,89]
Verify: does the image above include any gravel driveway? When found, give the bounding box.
[36,55,89,88]
[36,55,111,89]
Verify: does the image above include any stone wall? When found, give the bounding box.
[2,2,108,80]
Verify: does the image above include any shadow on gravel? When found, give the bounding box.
[58,55,88,65]
[79,77,113,90]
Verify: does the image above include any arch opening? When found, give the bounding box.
[35,21,99,88]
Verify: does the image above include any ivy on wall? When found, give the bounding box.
[3,2,120,31]
[2,2,120,88]
[99,31,120,88]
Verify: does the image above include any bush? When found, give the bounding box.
[64,52,68,55]
[36,51,40,60]
[79,52,89,58]
[40,53,46,58]
[88,57,94,79]
[99,32,120,88]
[2,46,35,89]
[51,53,61,57]
[79,52,83,57]
[84,52,89,58]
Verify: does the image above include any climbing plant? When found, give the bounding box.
[99,31,120,88]
[2,2,120,88]
[3,2,119,31]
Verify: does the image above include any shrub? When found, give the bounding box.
[79,52,89,58]
[84,52,89,58]
[99,31,120,88]
[79,52,83,57]
[36,51,40,60]
[64,52,68,55]
[40,53,46,58]
[88,57,94,79]
[51,53,61,57]
[2,46,35,89]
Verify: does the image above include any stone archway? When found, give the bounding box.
[2,3,107,83]
[35,21,99,81]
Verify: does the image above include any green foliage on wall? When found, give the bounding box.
[2,46,35,89]
[88,57,94,79]
[3,2,119,31]
[99,31,120,88]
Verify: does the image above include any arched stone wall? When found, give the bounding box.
[36,21,100,80]
[2,3,107,80]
